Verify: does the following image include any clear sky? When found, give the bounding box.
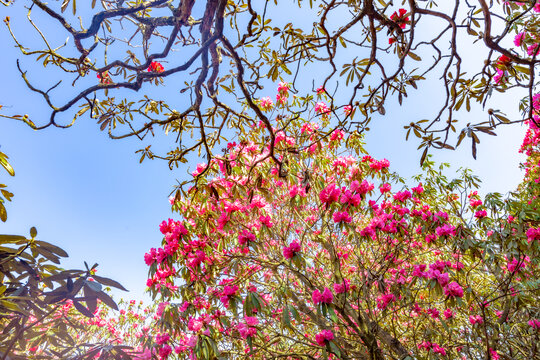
[0,2,528,301]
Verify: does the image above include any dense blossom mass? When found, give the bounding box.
[137,82,540,359]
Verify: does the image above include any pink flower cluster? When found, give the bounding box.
[333,210,352,223]
[260,96,274,111]
[314,102,330,115]
[145,219,188,266]
[443,281,464,298]
[418,341,446,356]
[312,288,333,305]
[469,315,483,325]
[238,316,259,339]
[238,229,256,246]
[526,227,540,243]
[315,329,334,346]
[333,279,350,294]
[319,183,341,205]
[377,293,396,310]
[529,318,540,329]
[283,241,301,259]
[219,285,239,307]
[436,224,456,237]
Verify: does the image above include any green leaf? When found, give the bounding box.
[328,341,341,358]
[85,280,102,292]
[0,234,26,243]
[34,240,68,257]
[420,147,428,166]
[281,305,291,328]
[92,275,128,291]
[408,52,421,61]
[0,154,15,176]
[0,203,7,222]
[73,300,94,318]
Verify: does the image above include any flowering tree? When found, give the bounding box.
[2,0,540,167]
[141,87,539,359]
[2,1,540,359]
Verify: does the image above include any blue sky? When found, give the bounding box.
[0,2,528,301]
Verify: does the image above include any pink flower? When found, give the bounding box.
[528,319,540,329]
[470,198,482,208]
[283,241,301,259]
[333,211,352,223]
[330,129,344,142]
[333,279,350,294]
[301,122,319,134]
[490,348,500,360]
[533,93,540,111]
[159,345,172,359]
[436,272,450,287]
[340,189,361,207]
[475,210,487,219]
[259,215,274,228]
[506,256,528,272]
[526,227,540,243]
[156,333,170,345]
[316,86,326,95]
[514,32,525,47]
[380,183,392,193]
[436,224,456,237]
[220,285,239,307]
[527,43,539,57]
[432,343,446,356]
[426,308,439,319]
[188,318,204,332]
[192,163,207,177]
[443,308,454,319]
[393,190,411,202]
[277,82,290,95]
[344,105,352,115]
[469,315,483,325]
[493,69,504,84]
[260,96,274,111]
[314,101,330,114]
[238,317,259,339]
[319,184,341,205]
[369,159,390,171]
[144,248,157,266]
[238,230,256,246]
[315,330,334,346]
[376,293,396,309]
[351,180,375,195]
[276,93,287,105]
[443,281,464,298]
[245,316,259,326]
[411,183,424,194]
[312,287,333,305]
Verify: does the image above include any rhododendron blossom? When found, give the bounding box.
[315,329,334,346]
